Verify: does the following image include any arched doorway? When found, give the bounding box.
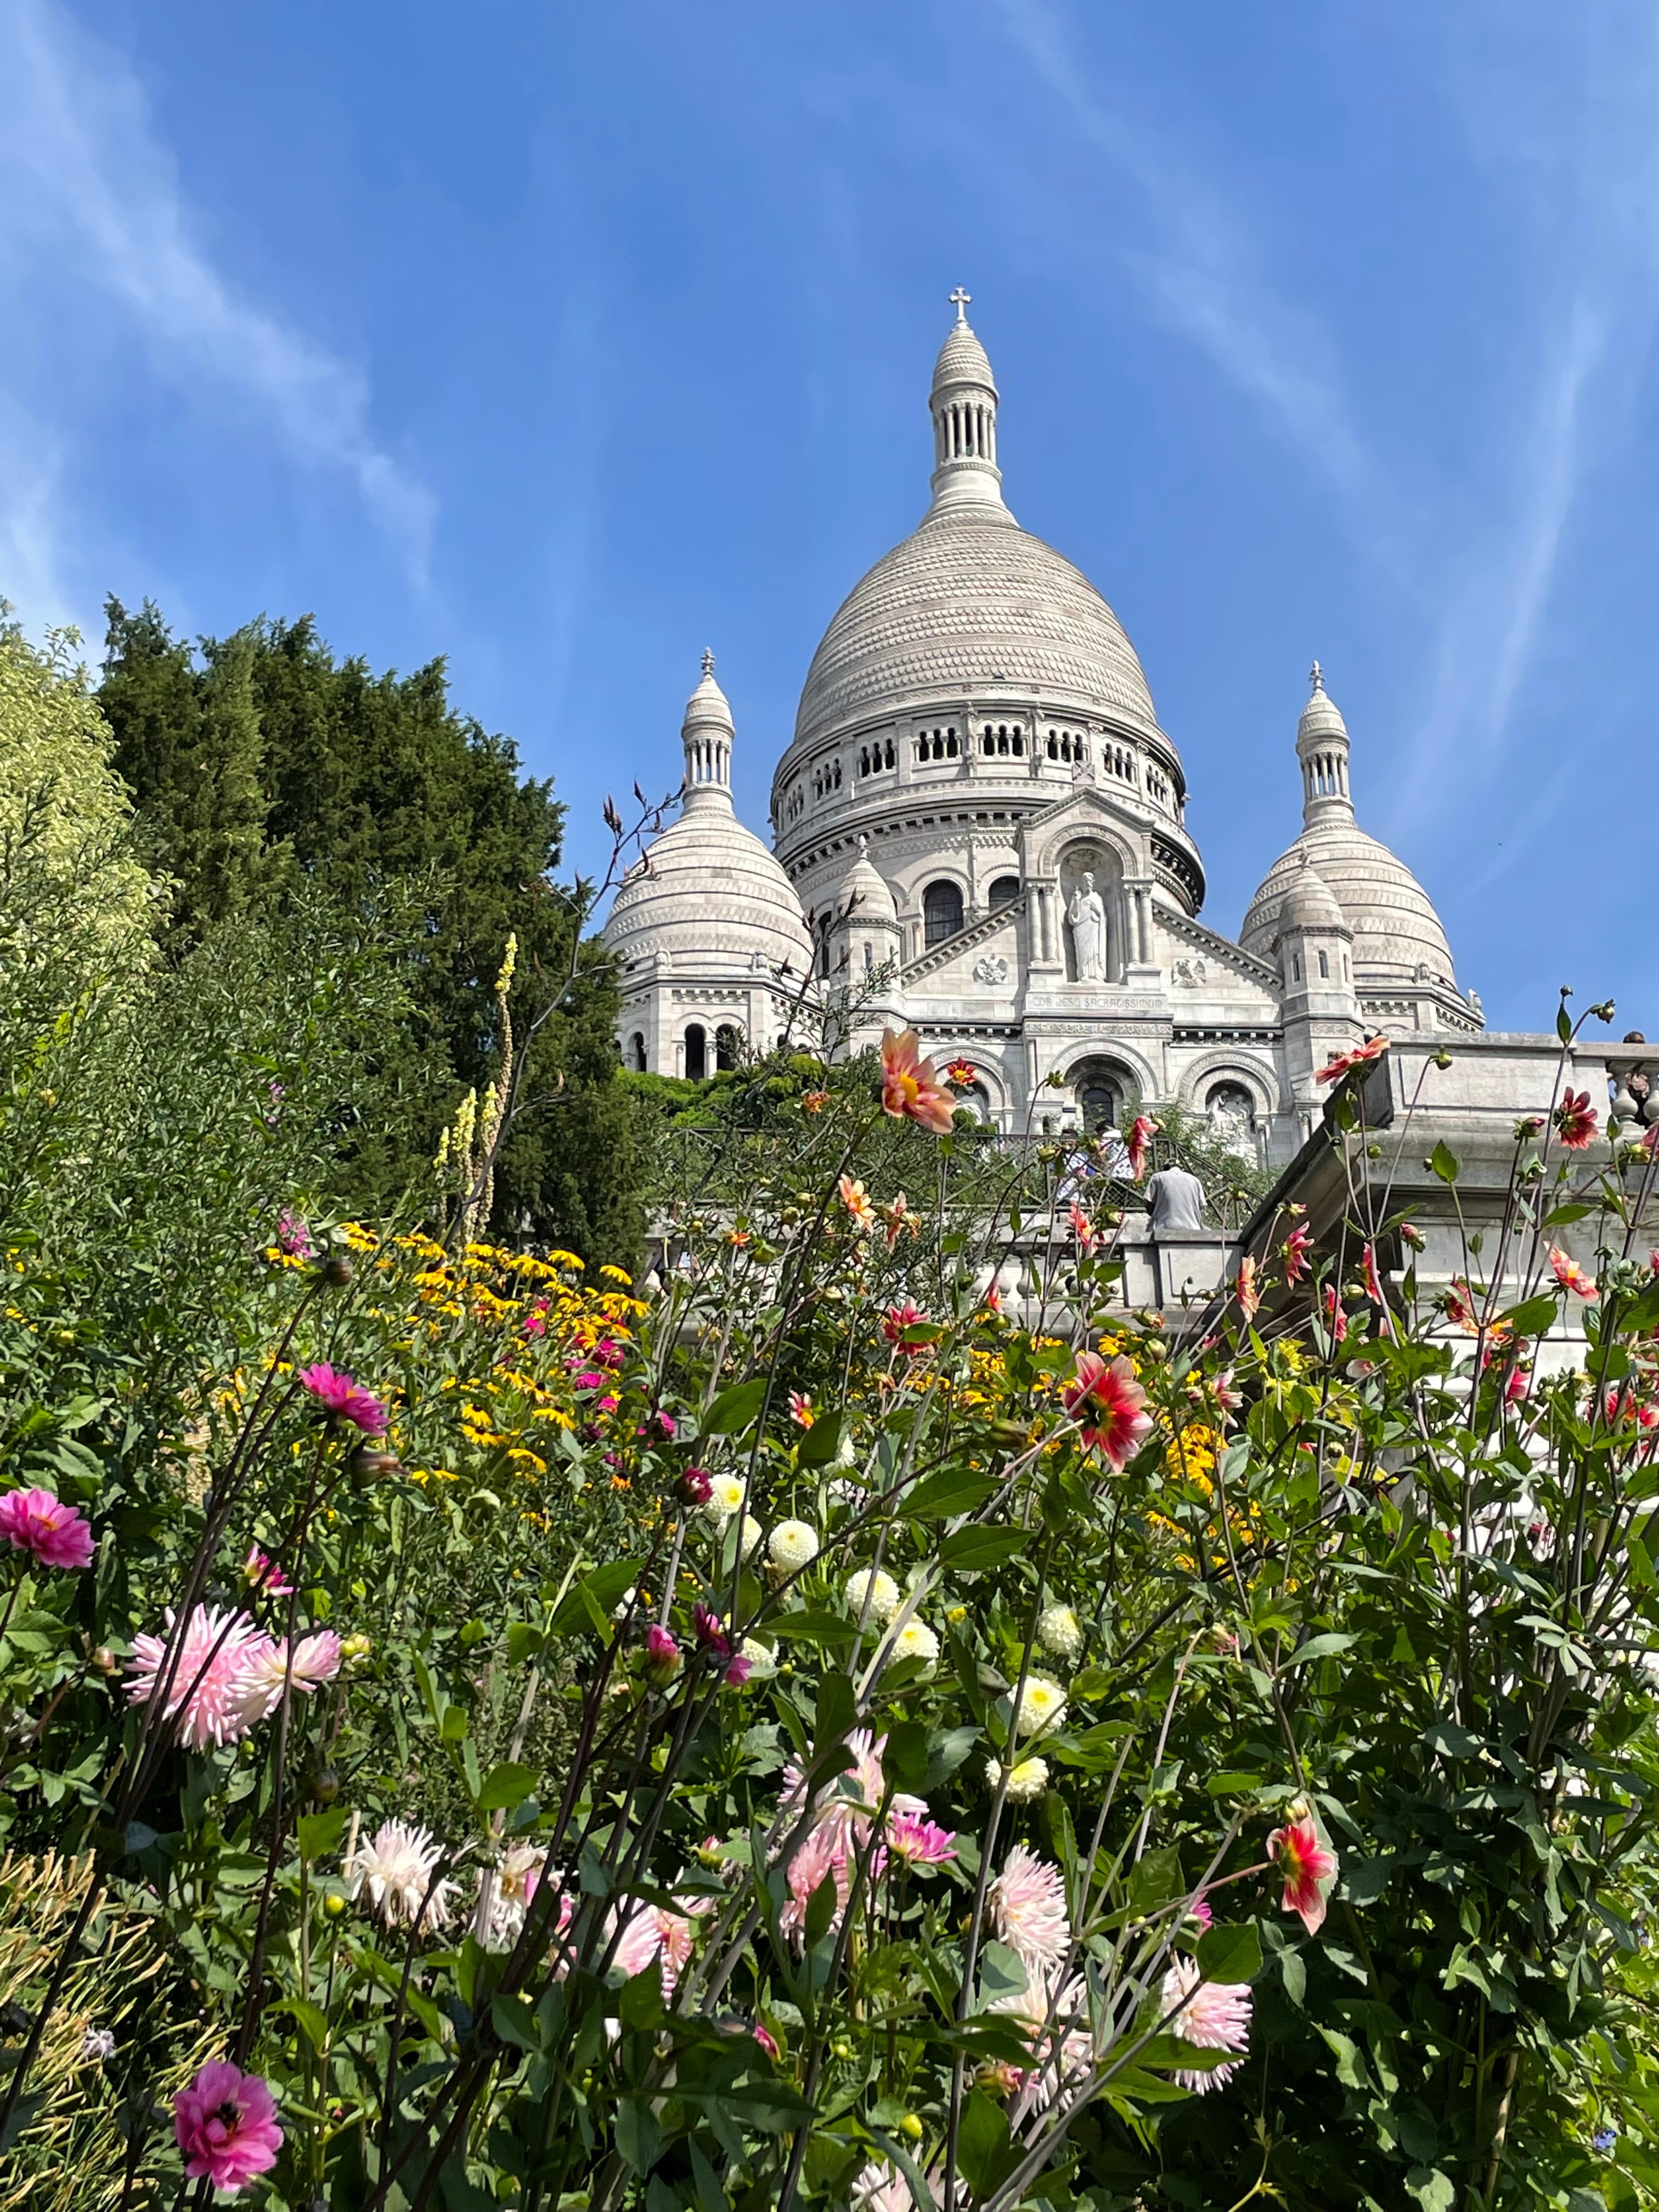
[684,1024,707,1081]
[628,1032,646,1072]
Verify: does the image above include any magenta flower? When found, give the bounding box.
[173,2059,283,2191]
[275,1210,314,1260]
[693,1603,731,1656]
[296,1363,388,1435]
[679,1466,713,1507]
[723,1652,752,1688]
[0,1486,94,1571]
[241,1546,294,1599]
[753,2021,779,2059]
[643,1624,681,1687]
[888,1812,957,1868]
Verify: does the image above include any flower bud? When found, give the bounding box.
[678,1466,713,1507]
[341,1632,373,1664]
[643,1624,681,1688]
[899,2114,924,2143]
[311,1768,340,1804]
[322,1254,354,1288]
[975,2061,1024,2100]
[322,1891,347,1920]
[92,1646,119,1677]
[348,1446,401,1484]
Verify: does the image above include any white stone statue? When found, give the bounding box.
[1066,871,1109,981]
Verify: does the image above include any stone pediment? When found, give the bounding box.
[1019,779,1146,863]
[1156,907,1280,993]
[901,896,1025,986]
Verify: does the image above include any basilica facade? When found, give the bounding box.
[602,300,1486,1173]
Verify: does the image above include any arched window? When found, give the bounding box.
[988,876,1020,910]
[628,1032,646,1073]
[684,1024,707,1081]
[1318,950,1329,979]
[715,1024,740,1072]
[923,880,964,947]
[1080,1078,1121,1132]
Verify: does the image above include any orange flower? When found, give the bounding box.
[801,1089,830,1115]
[1235,1255,1260,1320]
[1316,1034,1390,1085]
[1069,1203,1097,1254]
[838,1176,877,1232]
[1443,1278,1480,1334]
[881,1192,917,1249]
[1550,1246,1598,1300]
[1553,1090,1598,1150]
[879,1028,956,1135]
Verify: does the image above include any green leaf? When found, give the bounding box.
[295,1805,347,1861]
[477,1760,538,1812]
[814,1668,855,1749]
[1423,1720,1482,1759]
[1558,1000,1575,1043]
[957,2090,1020,2199]
[1504,1294,1563,1338]
[1430,1141,1460,1185]
[975,1940,1029,2006]
[704,1379,768,1435]
[1283,1632,1356,1668]
[768,1609,857,1650]
[939,1525,1026,1572]
[616,2095,663,2174]
[273,1996,330,2053]
[797,1410,848,1466]
[550,1559,640,1637]
[1197,1922,1262,1985]
[1069,1664,1113,1701]
[491,1992,538,2051]
[1404,2167,1457,2212]
[901,1468,1000,1521]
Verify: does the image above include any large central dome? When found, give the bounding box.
[790,302,1162,757]
[792,503,1160,753]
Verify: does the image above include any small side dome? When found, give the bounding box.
[1277,856,1348,934]
[840,834,898,924]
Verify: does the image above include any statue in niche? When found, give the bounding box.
[1066,871,1109,983]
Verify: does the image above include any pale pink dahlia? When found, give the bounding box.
[611,1901,699,1995]
[1160,1955,1251,2092]
[989,1844,1070,1970]
[126,1605,268,1752]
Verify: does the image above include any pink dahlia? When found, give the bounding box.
[779,1726,926,1858]
[1282,1224,1312,1285]
[879,1028,956,1135]
[611,1901,698,1995]
[1235,1255,1260,1321]
[275,1209,314,1260]
[1062,1351,1153,1469]
[241,1545,294,1599]
[0,1486,94,1571]
[989,1844,1070,1970]
[1267,1816,1339,1936]
[882,1300,928,1352]
[229,1629,343,1729]
[643,1624,681,1687]
[1316,1034,1389,1085]
[1551,1246,1598,1300]
[173,2059,283,2192]
[1361,1242,1386,1307]
[296,1363,388,1435]
[127,1605,268,1752]
[1160,1956,1251,2092]
[888,1812,957,1867]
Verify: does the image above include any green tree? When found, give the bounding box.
[99,600,642,1264]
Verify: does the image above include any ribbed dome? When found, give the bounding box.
[933,321,996,395]
[840,835,898,923]
[1242,823,1455,984]
[793,505,1160,752]
[1278,856,1347,933]
[604,811,814,978]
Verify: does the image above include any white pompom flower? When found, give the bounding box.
[737,1515,763,1559]
[769,1520,820,1573]
[1014,1674,1068,1737]
[738,1637,777,1678]
[891,1617,940,1666]
[1036,1602,1082,1660]
[701,1474,747,1525]
[846,1568,901,1624]
[985,1754,1049,1802]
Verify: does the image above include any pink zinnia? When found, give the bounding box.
[1062,1352,1153,1469]
[1160,1956,1251,2092]
[989,1844,1070,1969]
[296,1363,388,1435]
[173,2059,283,2191]
[879,1028,956,1135]
[127,1604,268,1752]
[1267,1816,1339,1935]
[0,1486,94,1571]
[1126,1114,1158,1182]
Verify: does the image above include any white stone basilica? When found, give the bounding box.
[603,296,1488,1173]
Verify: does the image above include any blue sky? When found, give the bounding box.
[3,0,1656,1032]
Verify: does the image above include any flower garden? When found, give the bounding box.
[4,620,1659,2209]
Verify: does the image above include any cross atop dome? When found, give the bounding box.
[949,285,972,324]
[1309,658,1324,695]
[702,647,715,678]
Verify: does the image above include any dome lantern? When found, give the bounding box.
[1296,659,1353,826]
[928,288,1004,514]
[681,648,735,809]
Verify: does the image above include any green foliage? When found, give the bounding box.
[99,599,641,1264]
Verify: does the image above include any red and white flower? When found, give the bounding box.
[1316,1034,1390,1085]
[879,1028,956,1135]
[1061,1352,1153,1468]
[1553,1089,1599,1150]
[1551,1246,1598,1300]
[1267,1815,1338,1936]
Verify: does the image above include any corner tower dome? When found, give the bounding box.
[787,295,1165,758]
[1242,664,1457,988]
[603,653,814,981]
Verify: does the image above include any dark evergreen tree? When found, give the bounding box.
[99,600,641,1266]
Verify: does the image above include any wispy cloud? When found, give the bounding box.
[0,0,434,624]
